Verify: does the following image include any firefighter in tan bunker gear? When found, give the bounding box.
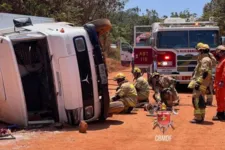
[188,44,213,123]
[108,73,137,114]
[194,43,217,106]
[132,67,150,107]
[149,72,180,110]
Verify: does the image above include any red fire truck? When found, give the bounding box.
[133,17,220,84]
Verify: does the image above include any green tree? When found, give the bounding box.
[201,0,225,35]
[170,9,197,18]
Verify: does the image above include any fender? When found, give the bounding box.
[83,23,110,120]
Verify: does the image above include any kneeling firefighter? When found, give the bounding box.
[149,72,180,110]
[188,44,213,123]
[212,45,225,120]
[108,73,137,114]
[132,67,150,107]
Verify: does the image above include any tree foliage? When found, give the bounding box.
[201,0,225,35]
[0,0,126,25]
[170,9,197,18]
[1,0,216,54]
[109,8,160,44]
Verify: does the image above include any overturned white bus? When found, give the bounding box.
[0,17,111,127]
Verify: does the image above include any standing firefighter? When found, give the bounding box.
[212,45,225,120]
[132,67,150,107]
[194,43,217,106]
[206,47,217,106]
[108,73,137,115]
[188,44,213,123]
[149,72,180,110]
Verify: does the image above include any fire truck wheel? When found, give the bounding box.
[87,19,112,36]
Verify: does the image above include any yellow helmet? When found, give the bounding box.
[196,42,204,50]
[133,67,141,74]
[113,73,125,81]
[198,44,210,51]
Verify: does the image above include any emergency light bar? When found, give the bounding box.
[158,21,217,28]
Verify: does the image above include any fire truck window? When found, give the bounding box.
[75,37,86,52]
[157,31,188,48]
[135,32,151,46]
[189,30,219,48]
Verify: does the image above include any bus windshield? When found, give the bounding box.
[157,30,219,49]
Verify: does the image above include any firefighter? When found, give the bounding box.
[188,44,213,123]
[212,45,225,120]
[206,47,217,106]
[149,72,180,110]
[194,42,217,106]
[132,67,150,107]
[108,73,137,114]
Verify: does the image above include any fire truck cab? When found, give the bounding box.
[134,18,220,84]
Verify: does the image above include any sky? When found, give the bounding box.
[124,0,211,18]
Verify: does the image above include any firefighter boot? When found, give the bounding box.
[190,114,204,124]
[190,118,204,124]
[212,112,225,121]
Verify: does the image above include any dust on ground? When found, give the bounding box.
[0,67,224,150]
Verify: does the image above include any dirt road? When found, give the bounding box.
[0,67,224,150]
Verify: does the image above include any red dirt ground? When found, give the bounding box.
[0,67,224,150]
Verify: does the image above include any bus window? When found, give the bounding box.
[157,31,188,48]
[189,30,219,48]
